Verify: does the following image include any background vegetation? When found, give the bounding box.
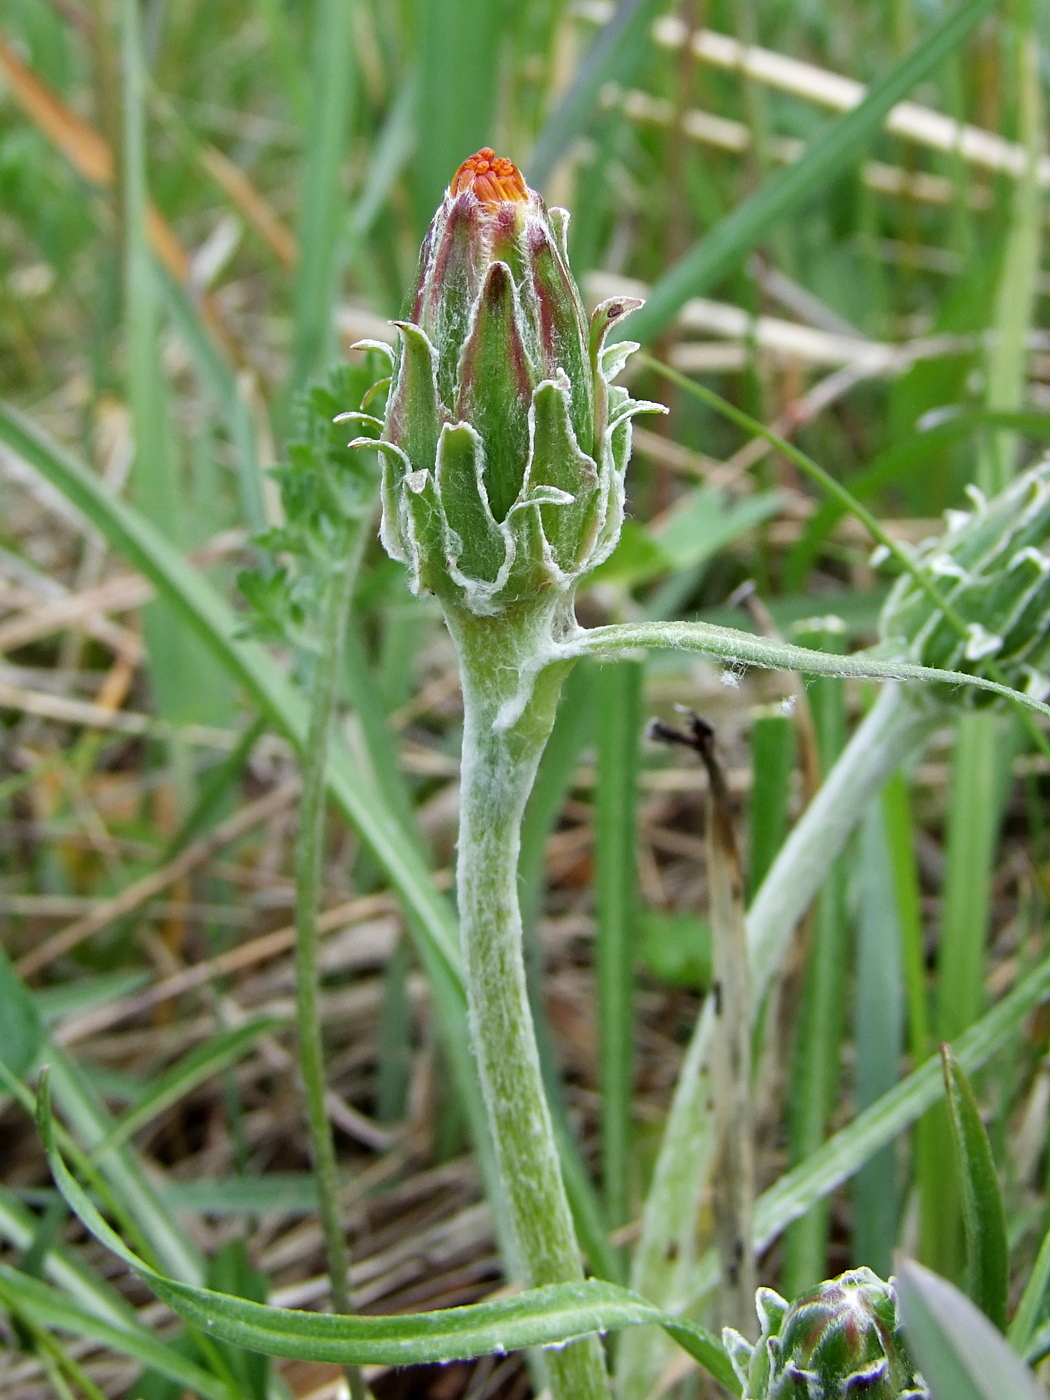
[0,0,1048,1396]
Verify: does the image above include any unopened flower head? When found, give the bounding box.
[346,148,663,616]
[449,147,529,204]
[879,459,1050,704]
[724,1269,928,1399]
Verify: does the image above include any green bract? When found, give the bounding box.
[879,459,1050,704]
[347,148,663,616]
[724,1269,929,1400]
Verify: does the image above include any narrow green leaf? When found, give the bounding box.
[520,662,595,931]
[0,399,507,1262]
[45,1049,206,1285]
[923,712,1016,1280]
[159,270,267,534]
[290,0,355,389]
[0,403,462,981]
[746,712,795,898]
[616,0,1002,346]
[120,0,234,728]
[1009,1221,1050,1355]
[0,1023,207,1289]
[976,14,1043,495]
[784,622,849,1295]
[851,797,904,1279]
[159,1175,321,1215]
[882,773,931,1067]
[753,953,1050,1258]
[412,0,504,230]
[206,1239,270,1400]
[17,1195,69,1282]
[0,948,44,1079]
[528,0,662,189]
[0,1265,234,1400]
[348,76,417,250]
[897,1259,1047,1400]
[642,489,785,619]
[565,619,1050,723]
[0,1185,137,1330]
[941,1045,1009,1330]
[34,973,152,1028]
[37,1072,739,1392]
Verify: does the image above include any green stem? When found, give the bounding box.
[447,602,610,1400]
[296,536,369,1400]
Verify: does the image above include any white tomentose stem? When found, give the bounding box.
[448,604,611,1400]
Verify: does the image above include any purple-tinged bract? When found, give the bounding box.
[724,1269,929,1399]
[350,148,663,616]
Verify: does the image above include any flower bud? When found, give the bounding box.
[724,1269,928,1399]
[879,460,1050,704]
[351,148,663,616]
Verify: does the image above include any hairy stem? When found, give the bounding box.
[296,536,369,1400]
[448,603,610,1400]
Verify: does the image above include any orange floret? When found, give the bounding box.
[450,148,528,206]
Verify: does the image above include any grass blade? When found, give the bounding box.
[977,15,1044,495]
[0,399,501,1215]
[0,948,44,1079]
[851,796,905,1278]
[922,711,1016,1278]
[290,0,356,391]
[158,270,267,534]
[897,1260,1048,1400]
[0,1187,136,1330]
[882,772,931,1065]
[752,955,1050,1259]
[616,0,1003,347]
[1010,1221,1050,1355]
[746,711,795,899]
[594,660,642,1233]
[942,1045,1009,1330]
[520,662,596,932]
[528,0,662,190]
[412,0,504,230]
[783,621,849,1295]
[0,1265,234,1400]
[38,1069,740,1390]
[91,1018,284,1160]
[121,0,233,728]
[44,1048,205,1284]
